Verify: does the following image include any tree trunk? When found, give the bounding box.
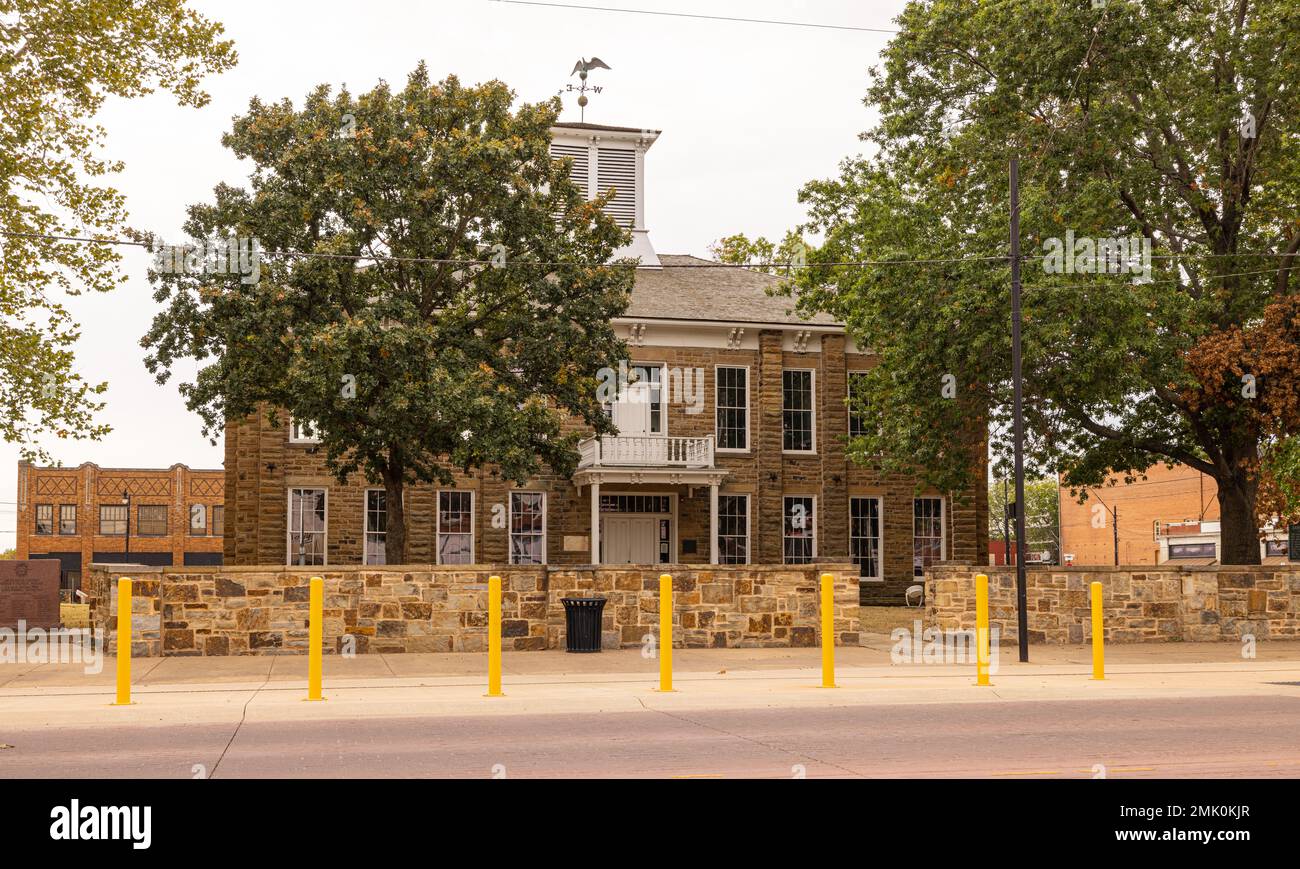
[382,462,408,566]
[1215,468,1261,565]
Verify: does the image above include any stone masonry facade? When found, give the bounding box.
[926,563,1300,643]
[223,331,988,605]
[85,562,859,656]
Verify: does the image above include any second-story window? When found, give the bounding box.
[715,366,749,450]
[289,417,322,444]
[35,504,53,535]
[137,505,168,536]
[782,370,815,452]
[189,504,207,536]
[59,505,77,535]
[99,505,127,536]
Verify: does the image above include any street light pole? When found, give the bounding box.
[121,490,131,559]
[1009,156,1030,663]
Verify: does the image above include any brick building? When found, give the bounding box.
[1058,462,1288,565]
[223,120,988,603]
[15,462,225,592]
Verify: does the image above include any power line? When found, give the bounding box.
[488,0,899,33]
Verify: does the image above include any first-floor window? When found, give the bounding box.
[851,497,882,580]
[59,504,77,535]
[913,497,944,577]
[717,494,749,564]
[137,505,168,536]
[437,491,474,565]
[509,492,546,565]
[288,488,327,566]
[783,495,815,564]
[34,504,53,535]
[1264,539,1288,558]
[99,504,127,536]
[364,490,387,565]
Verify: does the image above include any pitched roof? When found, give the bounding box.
[626,255,840,327]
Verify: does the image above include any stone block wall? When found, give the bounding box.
[546,564,859,650]
[925,563,1300,643]
[85,562,859,656]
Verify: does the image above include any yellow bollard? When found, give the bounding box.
[486,575,503,697]
[306,576,325,701]
[820,574,837,688]
[975,573,991,686]
[1090,581,1105,680]
[113,577,132,705]
[658,574,675,692]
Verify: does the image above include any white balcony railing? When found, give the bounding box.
[578,435,715,469]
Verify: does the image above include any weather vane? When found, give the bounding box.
[563,57,611,122]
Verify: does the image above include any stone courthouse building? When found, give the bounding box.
[223,121,988,603]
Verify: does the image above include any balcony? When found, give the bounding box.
[578,435,715,469]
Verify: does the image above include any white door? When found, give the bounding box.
[602,515,659,564]
[613,381,651,436]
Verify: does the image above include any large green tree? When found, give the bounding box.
[0,0,236,457]
[788,0,1299,564]
[142,65,633,563]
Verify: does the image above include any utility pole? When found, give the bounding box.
[1113,505,1119,566]
[1009,156,1029,663]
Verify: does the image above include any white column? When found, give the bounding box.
[709,481,720,565]
[590,480,601,565]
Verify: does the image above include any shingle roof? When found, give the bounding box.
[626,255,840,327]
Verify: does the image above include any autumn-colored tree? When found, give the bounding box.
[1181,293,1300,534]
[0,1,236,458]
[142,66,633,563]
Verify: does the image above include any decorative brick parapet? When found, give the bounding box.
[84,562,860,656]
[925,562,1300,643]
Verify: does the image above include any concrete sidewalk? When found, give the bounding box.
[3,639,1299,732]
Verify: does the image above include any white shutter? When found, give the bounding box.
[550,144,589,199]
[597,147,636,227]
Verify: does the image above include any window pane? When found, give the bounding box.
[510,492,545,564]
[782,370,814,451]
[211,506,224,537]
[718,494,748,564]
[99,505,127,535]
[138,505,168,536]
[189,504,206,534]
[59,505,77,535]
[783,496,814,564]
[35,505,53,535]
[438,491,473,565]
[289,488,327,566]
[850,497,881,579]
[365,490,387,565]
[913,498,943,577]
[716,367,748,450]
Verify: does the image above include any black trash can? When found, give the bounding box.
[561,597,607,653]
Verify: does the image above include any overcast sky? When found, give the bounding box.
[0,0,910,549]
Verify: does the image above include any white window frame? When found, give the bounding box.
[288,416,322,444]
[287,487,328,566]
[912,496,946,577]
[782,494,817,564]
[850,495,884,582]
[436,490,476,565]
[509,491,547,565]
[188,503,206,536]
[363,488,387,565]
[714,364,750,453]
[716,492,751,565]
[781,368,817,454]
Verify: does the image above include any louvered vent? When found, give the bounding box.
[550,144,589,198]
[597,147,637,227]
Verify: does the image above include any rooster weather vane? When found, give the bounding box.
[563,57,611,122]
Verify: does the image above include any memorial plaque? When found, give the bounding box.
[0,559,61,630]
